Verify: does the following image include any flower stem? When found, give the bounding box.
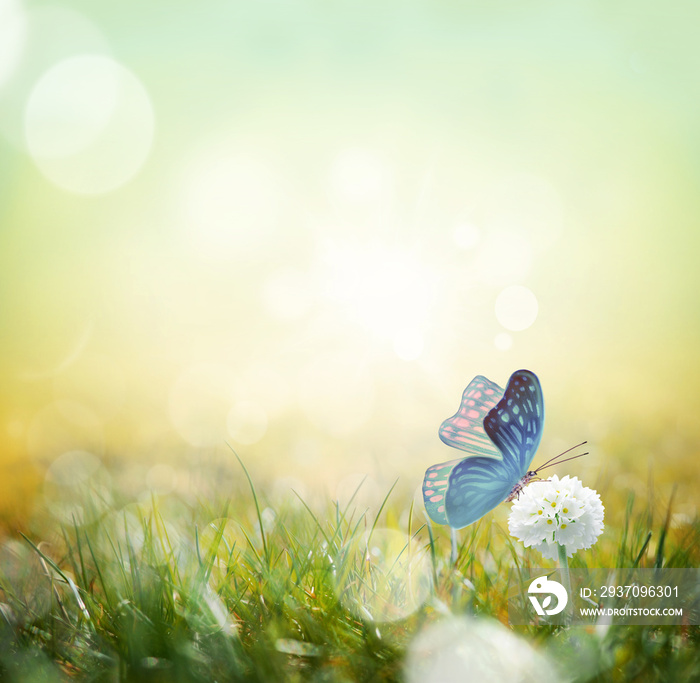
[557,543,572,625]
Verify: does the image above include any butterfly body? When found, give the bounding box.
[505,470,538,502]
[423,369,544,529]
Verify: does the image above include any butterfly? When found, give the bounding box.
[423,369,546,529]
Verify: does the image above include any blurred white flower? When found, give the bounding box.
[508,474,604,560]
[405,616,560,683]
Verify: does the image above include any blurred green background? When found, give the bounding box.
[0,0,698,527]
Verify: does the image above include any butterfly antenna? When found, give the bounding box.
[536,452,589,472]
[535,441,587,472]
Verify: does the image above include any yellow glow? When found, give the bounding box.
[19,321,93,380]
[26,400,104,465]
[52,352,125,421]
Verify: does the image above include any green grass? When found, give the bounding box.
[0,459,698,682]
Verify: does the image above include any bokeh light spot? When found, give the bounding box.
[24,54,154,194]
[114,502,183,566]
[495,285,539,331]
[45,450,102,487]
[199,517,245,584]
[226,400,268,446]
[335,528,431,623]
[0,0,26,90]
[405,617,559,683]
[0,6,110,145]
[42,449,112,525]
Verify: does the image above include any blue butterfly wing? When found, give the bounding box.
[483,369,544,477]
[443,457,514,528]
[424,369,545,529]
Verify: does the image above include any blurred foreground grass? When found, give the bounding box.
[0,451,698,682]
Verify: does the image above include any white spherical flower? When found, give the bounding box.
[508,474,604,560]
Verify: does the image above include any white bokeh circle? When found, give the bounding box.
[42,449,113,525]
[0,7,110,145]
[336,528,431,623]
[405,617,559,683]
[494,332,513,351]
[495,285,539,332]
[0,0,26,90]
[226,400,268,446]
[25,54,154,194]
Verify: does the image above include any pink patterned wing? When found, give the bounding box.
[422,375,506,525]
[422,458,462,525]
[438,375,505,458]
